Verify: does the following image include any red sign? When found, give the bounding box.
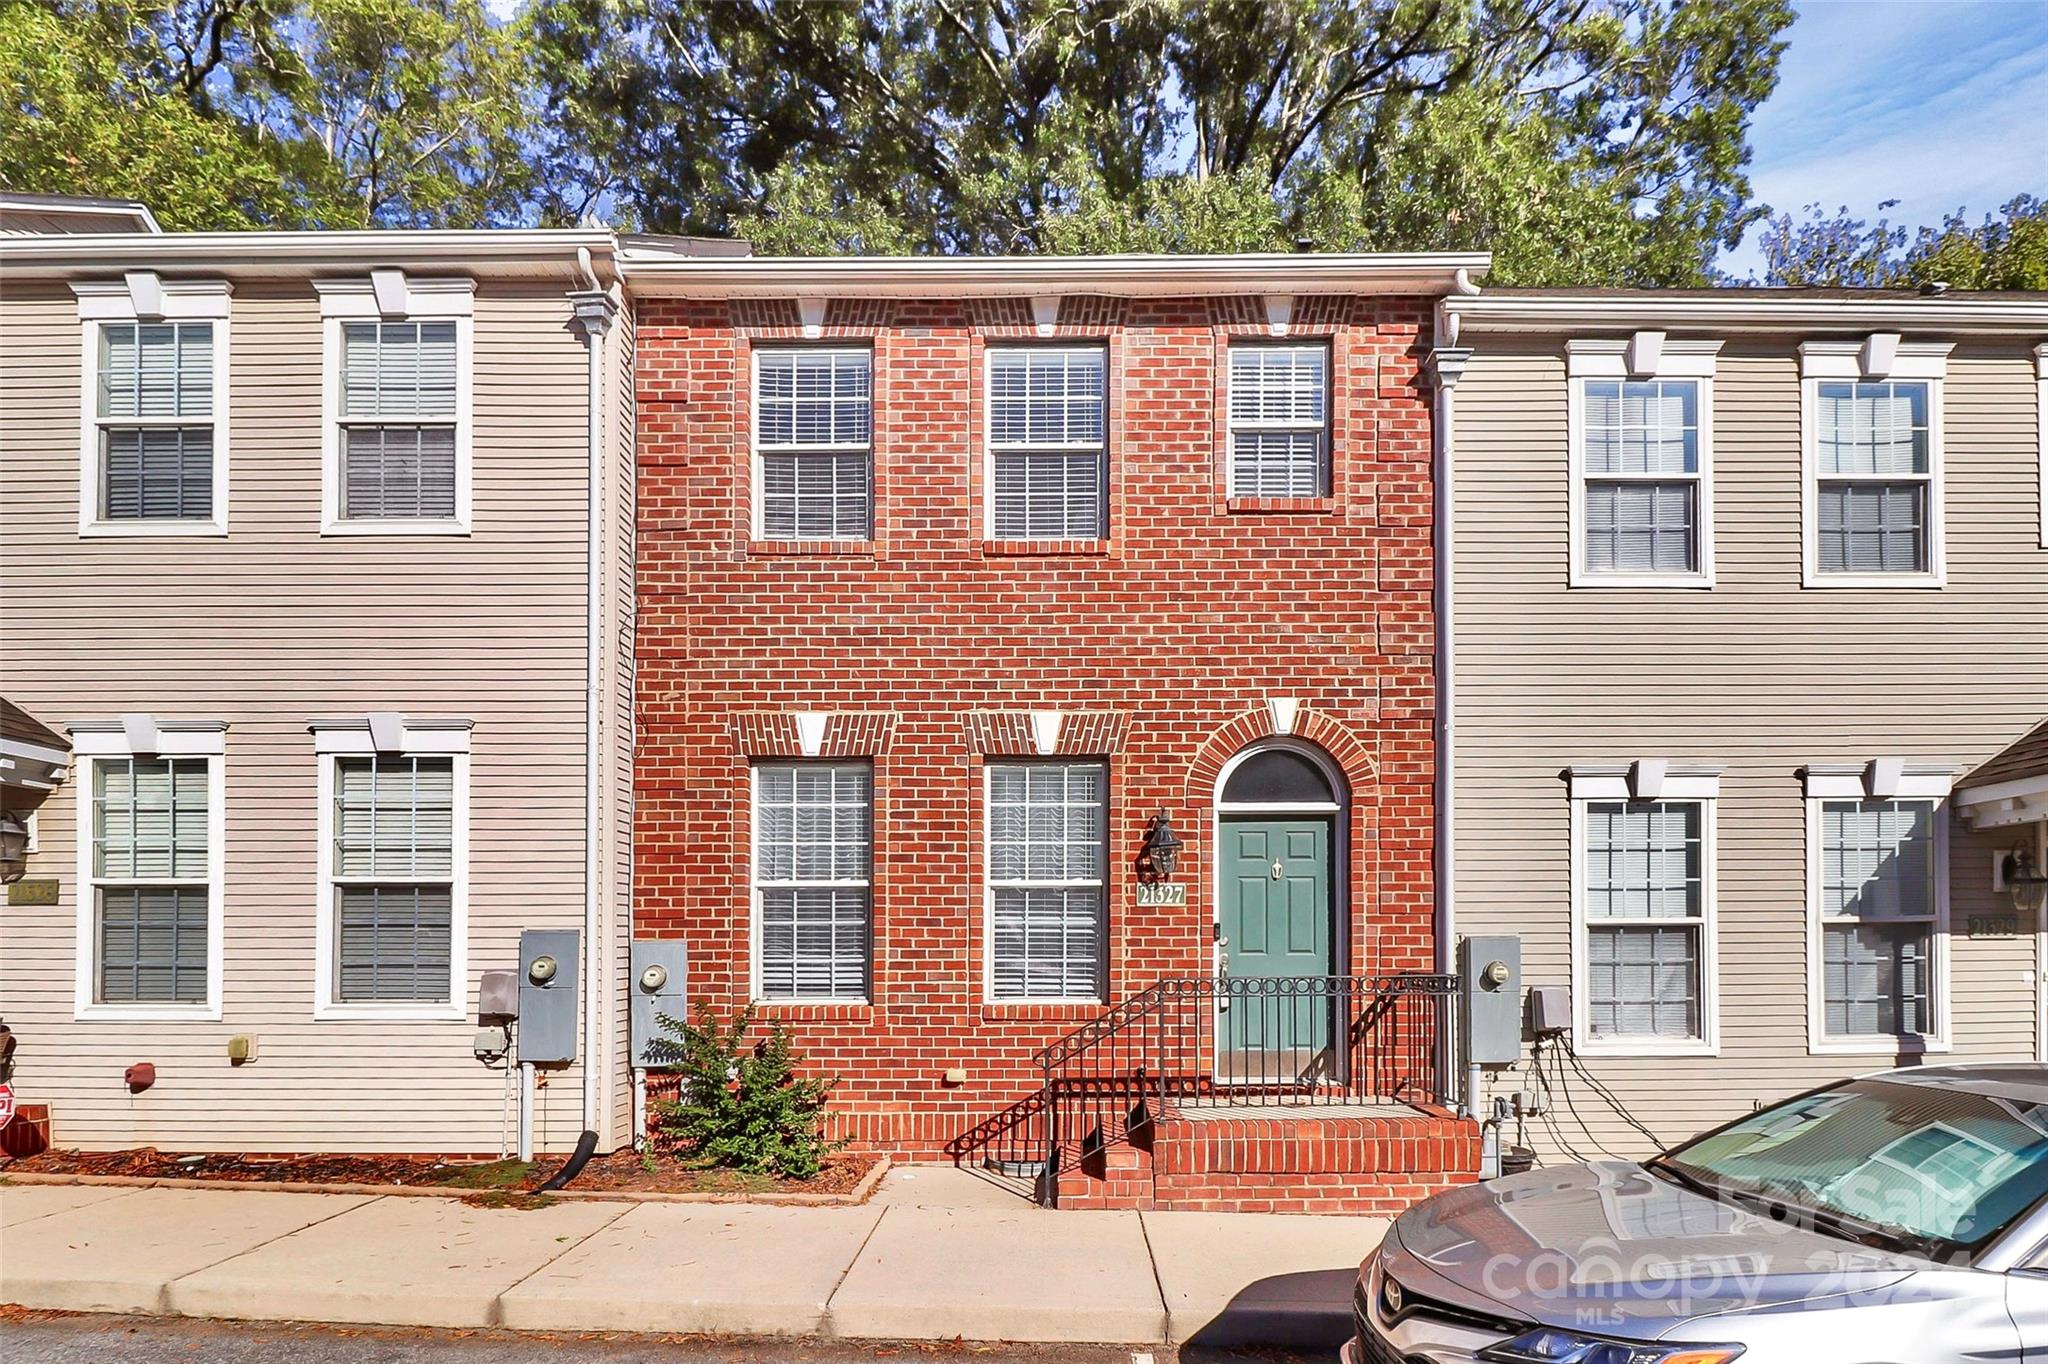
[0,1084,14,1129]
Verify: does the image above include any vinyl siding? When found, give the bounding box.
[0,279,614,1153]
[1452,334,2048,1161]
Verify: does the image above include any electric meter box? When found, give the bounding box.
[629,940,689,1068]
[516,929,580,1064]
[1459,934,1523,1066]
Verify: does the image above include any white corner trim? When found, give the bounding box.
[794,712,828,758]
[72,277,233,321]
[313,275,475,320]
[68,718,227,757]
[1265,697,1300,736]
[2037,342,2047,551]
[797,297,828,339]
[1566,762,1725,802]
[1262,293,1294,337]
[1566,336,1722,380]
[72,746,226,1022]
[311,748,469,1022]
[308,716,474,756]
[1798,337,1952,381]
[1030,710,1064,757]
[1030,295,1061,337]
[1800,761,1956,801]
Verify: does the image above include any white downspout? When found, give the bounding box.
[1431,278,1476,1111]
[572,255,616,1146]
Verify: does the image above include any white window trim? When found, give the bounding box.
[315,277,475,536]
[2035,342,2046,551]
[1225,341,1331,498]
[1802,762,1954,1056]
[750,345,874,542]
[73,278,232,538]
[308,717,471,1021]
[1799,338,1952,589]
[69,720,227,1022]
[749,762,872,1005]
[983,342,1110,542]
[1566,762,1723,1056]
[1565,337,1720,589]
[982,760,1110,1005]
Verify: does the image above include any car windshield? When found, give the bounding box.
[1653,1077,2048,1258]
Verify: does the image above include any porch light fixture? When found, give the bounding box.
[0,813,28,884]
[1139,810,1183,882]
[2000,846,2048,915]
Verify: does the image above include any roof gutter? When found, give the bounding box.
[618,250,1492,299]
[1445,294,2048,334]
[0,230,622,281]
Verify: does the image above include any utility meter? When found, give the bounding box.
[516,929,579,1064]
[630,940,688,1068]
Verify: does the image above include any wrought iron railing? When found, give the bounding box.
[953,972,1459,1206]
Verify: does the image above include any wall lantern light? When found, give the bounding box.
[1999,845,2048,915]
[1139,810,1183,882]
[0,813,29,884]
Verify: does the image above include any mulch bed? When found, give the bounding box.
[3,1147,877,1198]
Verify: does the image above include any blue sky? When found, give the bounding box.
[1723,0,2048,275]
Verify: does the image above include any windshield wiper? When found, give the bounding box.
[1644,1160,1947,1259]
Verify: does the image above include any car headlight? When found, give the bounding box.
[1479,1328,1744,1364]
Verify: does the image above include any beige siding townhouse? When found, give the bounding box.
[0,193,639,1154]
[1435,286,2048,1163]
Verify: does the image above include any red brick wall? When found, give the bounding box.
[635,293,1439,1158]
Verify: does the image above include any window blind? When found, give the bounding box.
[756,764,871,999]
[1815,381,1931,575]
[92,757,210,1003]
[1819,799,1936,1038]
[988,763,1106,999]
[332,756,455,1002]
[96,323,214,521]
[1583,801,1703,1039]
[1581,379,1700,575]
[989,347,1106,539]
[756,349,873,540]
[339,322,459,520]
[1229,345,1329,497]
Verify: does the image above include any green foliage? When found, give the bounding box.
[1756,197,2048,290]
[647,1003,842,1180]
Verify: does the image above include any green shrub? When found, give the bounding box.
[646,1003,843,1179]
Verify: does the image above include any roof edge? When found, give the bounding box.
[1445,292,2048,335]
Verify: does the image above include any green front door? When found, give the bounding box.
[1219,818,1334,1077]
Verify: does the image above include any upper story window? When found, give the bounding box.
[73,274,232,537]
[754,347,872,541]
[987,345,1107,541]
[1566,335,1719,588]
[754,763,871,1002]
[1800,336,1951,588]
[1228,343,1329,498]
[315,271,473,535]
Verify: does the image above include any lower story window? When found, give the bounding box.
[988,762,1106,1000]
[755,763,871,1000]
[1818,798,1939,1039]
[90,756,213,1004]
[1579,800,1708,1042]
[331,755,455,1003]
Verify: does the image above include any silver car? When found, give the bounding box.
[1345,1064,2048,1363]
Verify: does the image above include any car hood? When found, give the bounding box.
[1384,1161,1926,1336]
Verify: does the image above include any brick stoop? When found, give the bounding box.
[1056,1103,1479,1213]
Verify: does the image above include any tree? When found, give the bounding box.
[1756,197,2048,290]
[530,0,1794,283]
[2,0,536,229]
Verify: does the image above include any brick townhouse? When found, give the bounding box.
[624,247,1487,1209]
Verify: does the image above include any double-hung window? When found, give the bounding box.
[317,274,473,534]
[754,764,871,1001]
[1800,338,1949,586]
[987,763,1107,1001]
[754,348,872,540]
[1815,798,1943,1044]
[73,720,226,1019]
[1567,337,1718,586]
[987,346,1107,541]
[329,757,457,1005]
[75,275,231,535]
[1229,344,1330,497]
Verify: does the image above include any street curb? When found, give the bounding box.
[0,1156,891,1207]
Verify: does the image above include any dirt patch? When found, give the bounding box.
[4,1147,879,1198]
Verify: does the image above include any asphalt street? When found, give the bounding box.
[0,1314,1329,1364]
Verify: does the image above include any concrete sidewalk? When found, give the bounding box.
[0,1168,1386,1348]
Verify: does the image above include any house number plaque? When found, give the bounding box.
[1136,883,1187,908]
[1967,913,2021,939]
[7,879,59,907]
